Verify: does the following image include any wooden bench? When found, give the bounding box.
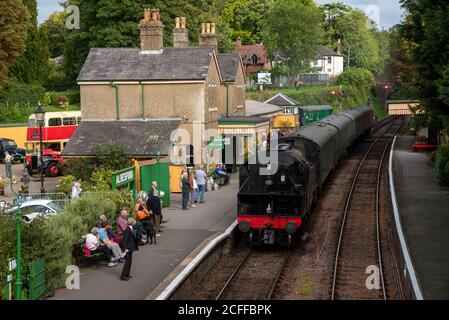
[79,237,104,259]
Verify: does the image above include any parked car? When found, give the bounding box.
[0,138,26,163]
[5,199,63,224]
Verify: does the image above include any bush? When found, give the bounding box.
[62,158,96,181]
[0,79,45,107]
[0,105,34,123]
[93,143,131,171]
[337,68,375,92]
[56,175,76,195]
[436,144,449,184]
[83,169,113,192]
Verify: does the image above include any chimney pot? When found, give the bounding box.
[175,17,180,29]
[211,23,216,34]
[181,17,186,29]
[206,23,211,34]
[143,8,149,21]
[201,23,206,34]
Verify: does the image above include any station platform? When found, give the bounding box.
[50,176,238,300]
[393,136,449,299]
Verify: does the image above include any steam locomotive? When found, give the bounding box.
[237,106,374,245]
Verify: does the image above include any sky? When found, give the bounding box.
[37,0,404,29]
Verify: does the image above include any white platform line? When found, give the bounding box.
[389,135,424,300]
[156,220,238,300]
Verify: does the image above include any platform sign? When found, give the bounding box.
[258,72,272,85]
[8,259,17,272]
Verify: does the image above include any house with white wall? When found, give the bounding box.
[310,45,344,79]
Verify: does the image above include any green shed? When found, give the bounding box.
[299,105,333,125]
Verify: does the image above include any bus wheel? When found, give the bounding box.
[46,163,60,177]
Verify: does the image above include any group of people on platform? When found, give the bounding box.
[83,180,168,281]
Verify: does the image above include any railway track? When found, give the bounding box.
[330,118,405,300]
[215,248,290,300]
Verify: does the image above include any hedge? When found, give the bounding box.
[0,192,133,299]
[436,144,449,184]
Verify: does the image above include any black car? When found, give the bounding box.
[0,138,26,163]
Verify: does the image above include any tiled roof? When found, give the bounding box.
[317,45,342,57]
[245,100,283,117]
[61,119,182,157]
[77,47,216,82]
[217,53,242,82]
[265,93,300,107]
[236,43,270,65]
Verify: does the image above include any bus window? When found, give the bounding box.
[63,117,76,126]
[77,117,81,125]
[47,143,61,152]
[49,118,62,127]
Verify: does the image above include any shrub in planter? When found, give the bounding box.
[436,144,449,184]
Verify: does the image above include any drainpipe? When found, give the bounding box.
[140,82,145,118]
[225,82,230,117]
[109,81,120,120]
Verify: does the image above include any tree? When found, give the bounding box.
[321,3,381,73]
[0,0,29,91]
[9,0,51,84]
[221,0,268,44]
[63,0,233,82]
[41,12,67,58]
[399,0,449,130]
[263,0,323,78]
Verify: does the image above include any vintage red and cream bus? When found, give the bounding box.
[25,111,81,176]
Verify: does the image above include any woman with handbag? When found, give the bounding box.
[134,192,154,244]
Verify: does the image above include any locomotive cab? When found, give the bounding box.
[237,149,309,245]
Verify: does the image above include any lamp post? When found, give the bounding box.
[34,104,46,194]
[7,155,26,300]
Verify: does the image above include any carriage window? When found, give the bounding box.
[77,117,81,125]
[63,117,76,126]
[48,118,62,127]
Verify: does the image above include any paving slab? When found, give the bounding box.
[50,177,239,300]
[393,136,449,299]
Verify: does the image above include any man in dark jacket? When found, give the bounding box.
[181,171,191,210]
[147,187,162,233]
[120,217,139,281]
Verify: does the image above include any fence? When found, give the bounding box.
[14,192,69,207]
[29,259,46,300]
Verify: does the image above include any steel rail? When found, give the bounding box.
[266,250,291,300]
[215,249,251,300]
[331,119,402,300]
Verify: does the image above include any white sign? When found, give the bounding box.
[7,274,12,283]
[116,170,134,186]
[9,259,17,272]
[258,72,272,85]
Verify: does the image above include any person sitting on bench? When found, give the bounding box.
[214,164,230,184]
[85,227,117,267]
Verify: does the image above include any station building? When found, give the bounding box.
[62,8,264,167]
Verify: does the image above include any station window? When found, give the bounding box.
[48,118,62,127]
[63,117,77,126]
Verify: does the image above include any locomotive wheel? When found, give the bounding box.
[46,163,60,177]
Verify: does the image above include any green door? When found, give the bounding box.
[140,163,171,207]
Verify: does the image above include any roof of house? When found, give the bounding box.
[218,115,269,125]
[317,45,342,57]
[265,93,300,107]
[61,119,182,157]
[245,100,283,117]
[77,47,218,82]
[236,43,270,65]
[217,53,242,82]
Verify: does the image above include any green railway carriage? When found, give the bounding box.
[299,105,334,125]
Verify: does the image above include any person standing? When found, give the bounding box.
[195,166,207,204]
[189,171,198,207]
[120,217,139,281]
[147,185,162,233]
[4,151,12,179]
[181,171,190,210]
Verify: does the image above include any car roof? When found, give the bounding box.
[20,199,53,207]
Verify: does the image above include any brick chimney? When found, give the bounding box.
[336,38,342,55]
[235,36,242,49]
[199,22,218,48]
[140,8,164,52]
[173,17,188,48]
